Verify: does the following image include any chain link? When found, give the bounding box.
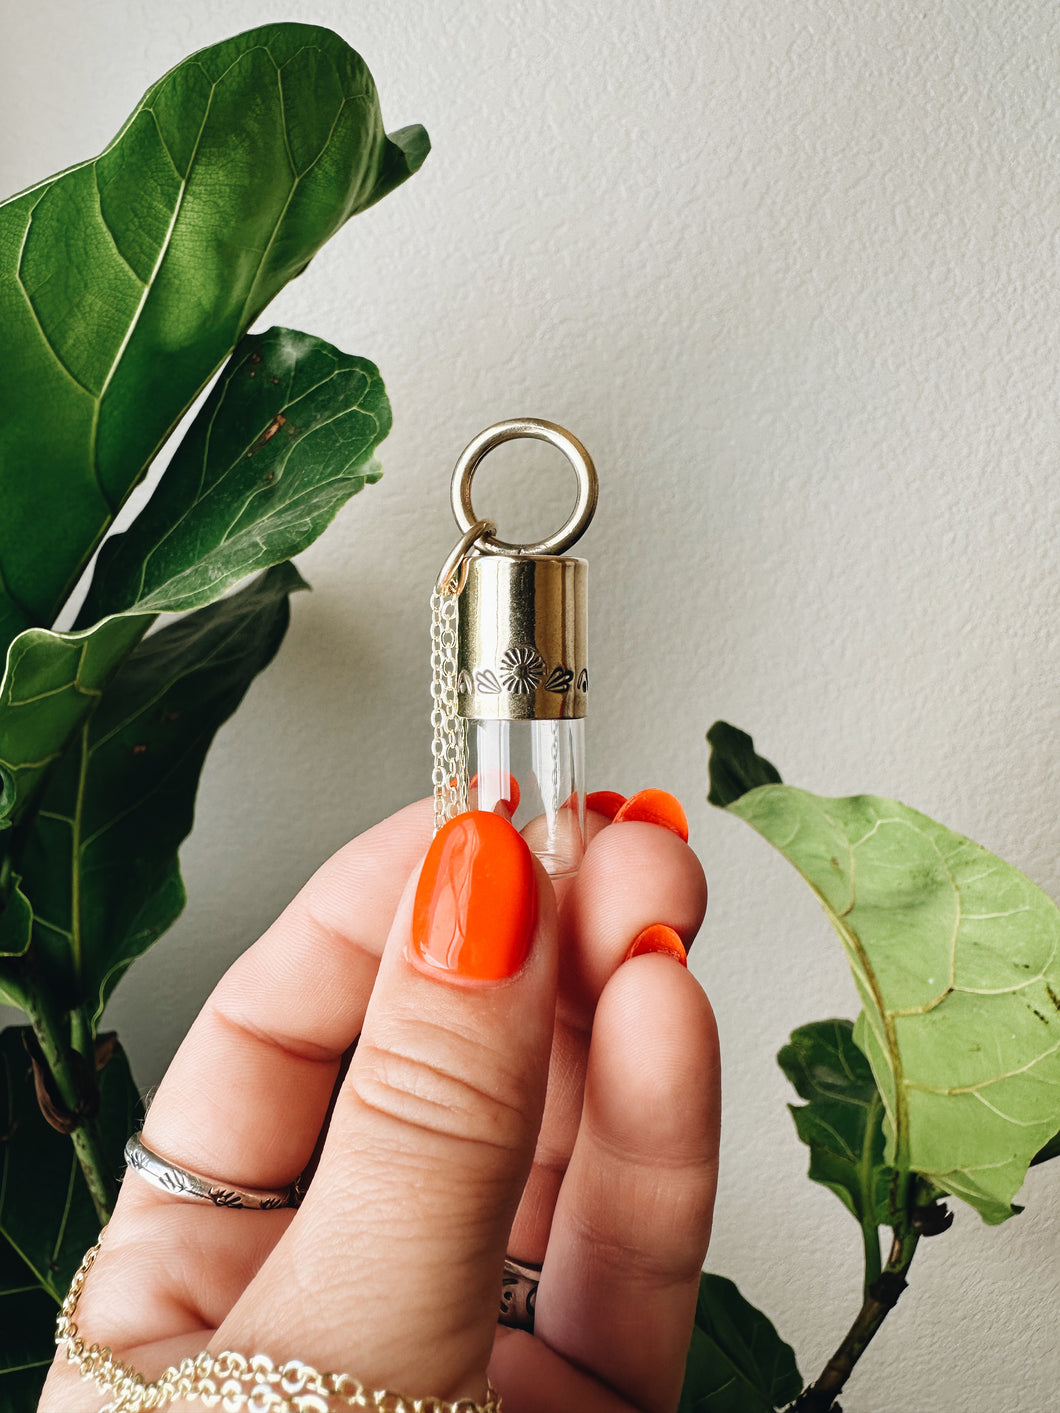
[56,1235,501,1413]
[429,519,494,834]
[430,586,467,834]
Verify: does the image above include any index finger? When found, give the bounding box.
[134,797,432,1196]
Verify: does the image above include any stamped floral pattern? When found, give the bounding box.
[458,648,587,697]
[500,647,546,693]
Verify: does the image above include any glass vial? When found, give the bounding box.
[472,718,586,878]
[457,551,588,879]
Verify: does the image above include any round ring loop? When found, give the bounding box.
[450,418,599,557]
[123,1134,302,1210]
[436,518,496,595]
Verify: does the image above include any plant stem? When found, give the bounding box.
[25,984,116,1225]
[70,1121,116,1226]
[70,1005,91,1060]
[860,1216,882,1296]
[792,1228,920,1412]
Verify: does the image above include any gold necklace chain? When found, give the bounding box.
[57,1233,501,1413]
[430,518,494,834]
[430,584,467,834]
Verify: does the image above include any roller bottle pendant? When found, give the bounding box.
[433,419,597,879]
[460,550,587,877]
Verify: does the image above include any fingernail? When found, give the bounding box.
[585,790,626,820]
[613,788,689,842]
[560,789,624,816]
[411,811,536,981]
[469,772,521,813]
[624,924,688,966]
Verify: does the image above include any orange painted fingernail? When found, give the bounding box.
[469,772,521,813]
[411,812,536,981]
[624,924,687,965]
[585,790,626,820]
[612,788,689,842]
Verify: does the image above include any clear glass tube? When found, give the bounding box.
[471,718,586,878]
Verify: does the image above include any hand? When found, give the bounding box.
[41,793,719,1413]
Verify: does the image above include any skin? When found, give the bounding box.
[41,797,720,1413]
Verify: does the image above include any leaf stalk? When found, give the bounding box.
[791,1228,920,1412]
[23,982,116,1225]
[859,1216,882,1296]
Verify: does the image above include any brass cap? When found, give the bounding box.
[456,553,587,720]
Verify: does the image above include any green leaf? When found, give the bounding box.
[0,873,33,1011]
[0,326,388,830]
[0,1025,141,1410]
[680,1273,802,1412]
[709,727,1060,1223]
[79,327,388,620]
[778,1019,899,1228]
[0,1229,60,1411]
[1031,1127,1060,1166]
[0,1026,142,1302]
[8,564,303,1022]
[0,617,149,830]
[0,22,427,653]
[0,1235,36,1298]
[0,1349,53,1413]
[706,722,782,807]
[0,1232,55,1396]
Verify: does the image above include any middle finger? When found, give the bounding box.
[508,813,708,1262]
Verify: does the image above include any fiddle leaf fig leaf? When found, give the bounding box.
[708,722,1060,1224]
[0,1235,66,1408]
[79,327,388,621]
[679,1273,803,1412]
[0,617,150,830]
[0,1024,141,1406]
[0,21,427,654]
[778,1018,899,1228]
[0,1282,55,1382]
[0,1327,54,1413]
[11,564,304,1022]
[706,721,783,806]
[0,872,34,1011]
[0,327,388,831]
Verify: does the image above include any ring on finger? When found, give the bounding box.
[499,1257,541,1333]
[124,1133,305,1210]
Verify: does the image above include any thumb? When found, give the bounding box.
[219,811,556,1402]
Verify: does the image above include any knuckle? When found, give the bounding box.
[349,1020,535,1159]
[569,1166,715,1287]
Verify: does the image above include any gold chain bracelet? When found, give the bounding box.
[57,1232,502,1413]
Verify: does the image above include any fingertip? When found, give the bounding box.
[589,956,720,1168]
[301,796,434,949]
[409,811,537,982]
[560,823,707,1018]
[469,772,521,813]
[585,790,626,820]
[625,923,687,965]
[613,788,689,842]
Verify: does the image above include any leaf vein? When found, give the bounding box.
[92,161,146,286]
[14,202,98,400]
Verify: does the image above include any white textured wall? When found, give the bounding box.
[4,3,1059,1409]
